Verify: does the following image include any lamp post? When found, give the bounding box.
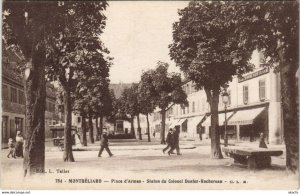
[222,90,229,147]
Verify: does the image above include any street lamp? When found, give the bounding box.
[222,90,229,147]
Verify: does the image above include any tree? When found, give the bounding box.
[120,84,141,139]
[225,1,299,172]
[91,80,113,141]
[169,1,254,158]
[3,1,59,176]
[73,88,89,146]
[3,0,109,171]
[45,2,110,161]
[139,71,158,142]
[142,62,188,144]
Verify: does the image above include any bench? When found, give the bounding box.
[222,147,283,169]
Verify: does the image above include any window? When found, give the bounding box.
[2,85,9,101]
[182,107,185,115]
[15,117,23,132]
[227,90,231,106]
[2,116,9,140]
[259,79,266,101]
[243,85,249,104]
[18,90,25,105]
[192,101,195,113]
[10,87,18,103]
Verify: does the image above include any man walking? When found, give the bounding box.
[169,127,182,155]
[98,130,113,157]
[163,128,174,154]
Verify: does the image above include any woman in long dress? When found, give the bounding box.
[15,131,24,158]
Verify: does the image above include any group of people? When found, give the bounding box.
[7,131,24,159]
[162,128,182,156]
[7,128,268,161]
[98,127,183,158]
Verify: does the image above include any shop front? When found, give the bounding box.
[227,107,268,142]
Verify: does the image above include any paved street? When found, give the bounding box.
[1,139,298,190]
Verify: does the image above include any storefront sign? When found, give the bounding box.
[238,68,269,83]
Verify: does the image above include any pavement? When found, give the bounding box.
[1,137,297,190]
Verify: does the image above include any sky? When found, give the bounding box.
[101,1,188,84]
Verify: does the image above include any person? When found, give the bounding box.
[163,128,174,154]
[98,130,113,157]
[73,130,82,148]
[259,132,268,148]
[7,138,16,158]
[169,127,182,155]
[15,131,24,158]
[198,127,202,141]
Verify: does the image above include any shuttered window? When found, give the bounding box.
[243,85,249,104]
[259,79,266,101]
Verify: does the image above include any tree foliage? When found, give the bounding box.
[140,62,187,144]
[225,1,299,172]
[3,1,111,164]
[3,0,60,176]
[169,1,255,158]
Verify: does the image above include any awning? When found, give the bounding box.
[175,118,187,127]
[227,107,265,125]
[188,116,205,129]
[201,112,234,126]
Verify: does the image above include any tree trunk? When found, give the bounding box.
[99,116,103,139]
[146,113,151,142]
[130,116,136,138]
[137,113,142,140]
[279,58,299,172]
[95,116,100,141]
[23,48,46,176]
[160,110,166,144]
[209,88,223,159]
[81,115,87,146]
[63,88,75,162]
[88,115,94,144]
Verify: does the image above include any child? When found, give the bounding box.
[7,138,16,158]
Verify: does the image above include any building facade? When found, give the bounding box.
[154,51,286,145]
[1,49,59,144]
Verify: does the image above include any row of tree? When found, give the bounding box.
[3,1,113,176]
[169,1,298,172]
[116,62,188,144]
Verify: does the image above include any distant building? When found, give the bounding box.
[1,49,59,144]
[109,83,132,98]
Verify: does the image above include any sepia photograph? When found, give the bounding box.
[1,0,299,191]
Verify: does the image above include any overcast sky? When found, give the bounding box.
[102,1,188,84]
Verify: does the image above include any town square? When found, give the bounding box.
[1,0,299,191]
